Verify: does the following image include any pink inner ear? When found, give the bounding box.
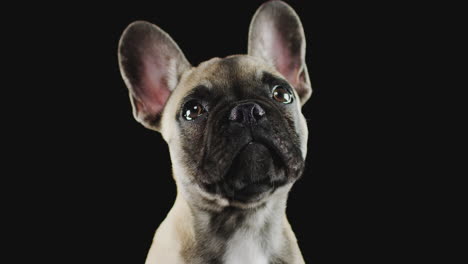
[138,57,171,116]
[268,27,300,88]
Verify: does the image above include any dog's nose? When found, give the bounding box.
[229,103,265,124]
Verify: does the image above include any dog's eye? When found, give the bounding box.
[182,100,206,121]
[272,85,293,104]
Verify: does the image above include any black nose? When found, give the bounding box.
[229,103,265,124]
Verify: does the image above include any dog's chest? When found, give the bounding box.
[223,229,268,264]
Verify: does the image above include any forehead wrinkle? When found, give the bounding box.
[198,79,213,90]
[207,57,266,92]
[178,55,282,102]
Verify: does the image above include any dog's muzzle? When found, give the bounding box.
[198,101,304,203]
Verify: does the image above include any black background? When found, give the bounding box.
[17,0,428,263]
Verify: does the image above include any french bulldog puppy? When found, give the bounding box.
[118,1,312,263]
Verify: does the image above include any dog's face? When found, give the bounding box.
[119,1,311,207]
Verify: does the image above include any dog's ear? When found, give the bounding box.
[118,21,191,130]
[248,1,311,105]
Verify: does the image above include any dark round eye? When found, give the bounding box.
[272,85,293,104]
[182,100,206,121]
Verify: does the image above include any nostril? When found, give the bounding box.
[252,104,265,120]
[229,107,243,121]
[229,103,265,123]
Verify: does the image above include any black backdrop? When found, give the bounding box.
[29,0,420,263]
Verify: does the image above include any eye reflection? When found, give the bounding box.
[183,100,205,120]
[272,85,293,104]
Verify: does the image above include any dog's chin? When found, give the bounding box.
[201,142,288,204]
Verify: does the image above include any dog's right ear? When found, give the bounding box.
[118,21,191,131]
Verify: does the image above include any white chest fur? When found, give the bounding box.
[222,189,288,264]
[223,229,268,264]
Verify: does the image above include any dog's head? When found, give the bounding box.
[118,1,311,207]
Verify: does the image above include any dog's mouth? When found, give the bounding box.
[195,103,306,203]
[201,140,289,203]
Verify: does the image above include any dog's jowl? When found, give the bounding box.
[118,1,312,263]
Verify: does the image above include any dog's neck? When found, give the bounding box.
[157,185,304,264]
[190,192,286,263]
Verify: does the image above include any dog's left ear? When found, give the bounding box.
[248,0,312,105]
